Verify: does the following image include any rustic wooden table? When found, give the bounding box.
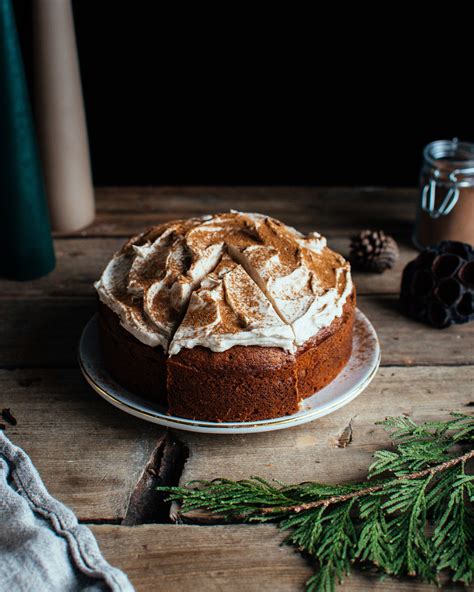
[1,188,472,591]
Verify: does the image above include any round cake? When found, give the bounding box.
[95,212,355,422]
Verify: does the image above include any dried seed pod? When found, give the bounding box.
[400,241,474,328]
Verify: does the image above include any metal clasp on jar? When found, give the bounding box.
[421,165,474,219]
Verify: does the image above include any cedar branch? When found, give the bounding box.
[259,448,474,515]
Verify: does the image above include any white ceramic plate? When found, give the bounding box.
[79,309,380,434]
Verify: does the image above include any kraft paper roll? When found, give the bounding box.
[33,0,95,232]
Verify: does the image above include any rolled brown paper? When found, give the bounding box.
[33,0,95,232]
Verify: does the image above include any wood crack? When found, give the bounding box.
[122,431,189,525]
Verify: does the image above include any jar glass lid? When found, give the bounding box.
[424,138,474,170]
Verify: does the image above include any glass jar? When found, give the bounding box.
[413,139,474,249]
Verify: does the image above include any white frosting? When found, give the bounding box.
[292,268,353,345]
[94,212,353,355]
[94,253,169,349]
[168,256,295,355]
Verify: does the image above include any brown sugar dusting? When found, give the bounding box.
[223,265,268,327]
[96,209,357,423]
[186,292,220,329]
[98,295,356,421]
[114,212,350,317]
[147,288,179,326]
[217,296,243,334]
[98,210,353,360]
[186,213,260,253]
[142,218,196,244]
[130,235,178,287]
[352,313,377,368]
[256,217,302,268]
[304,249,340,292]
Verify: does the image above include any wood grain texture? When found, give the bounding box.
[1,186,472,592]
[1,296,472,368]
[91,524,458,592]
[0,236,416,298]
[0,368,165,520]
[0,298,94,367]
[359,296,474,366]
[176,366,473,520]
[93,524,311,592]
[2,365,470,526]
[0,239,123,299]
[57,186,417,237]
[0,187,418,300]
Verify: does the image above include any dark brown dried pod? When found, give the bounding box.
[350,230,399,273]
[400,241,474,328]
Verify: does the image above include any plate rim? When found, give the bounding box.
[78,309,381,433]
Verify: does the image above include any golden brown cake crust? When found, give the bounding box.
[98,301,168,406]
[97,290,356,422]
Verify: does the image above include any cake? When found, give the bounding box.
[95,212,355,422]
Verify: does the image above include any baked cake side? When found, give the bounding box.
[95,212,355,422]
[167,292,355,421]
[98,290,355,422]
[98,301,168,406]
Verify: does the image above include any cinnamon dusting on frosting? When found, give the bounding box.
[95,211,353,354]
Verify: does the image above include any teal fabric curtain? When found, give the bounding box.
[0,0,55,280]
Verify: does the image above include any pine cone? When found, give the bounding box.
[400,241,474,329]
[350,230,399,273]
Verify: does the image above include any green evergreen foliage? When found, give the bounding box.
[159,413,474,591]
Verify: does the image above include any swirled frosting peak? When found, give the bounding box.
[95,212,353,355]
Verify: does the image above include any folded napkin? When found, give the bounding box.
[0,431,134,591]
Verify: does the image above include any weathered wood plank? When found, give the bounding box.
[93,524,311,592]
[1,296,472,368]
[1,366,470,525]
[91,524,454,591]
[176,366,473,508]
[60,186,417,238]
[0,368,165,520]
[0,187,470,592]
[0,236,416,298]
[0,298,95,367]
[359,295,474,367]
[0,239,123,299]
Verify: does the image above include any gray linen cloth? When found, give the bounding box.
[0,431,134,591]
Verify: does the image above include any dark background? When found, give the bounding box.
[15,2,473,187]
